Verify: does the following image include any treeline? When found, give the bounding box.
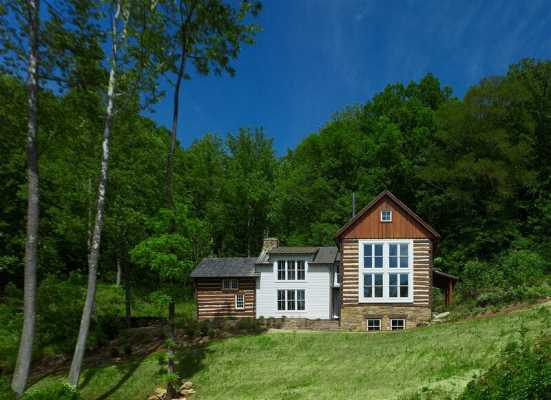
[2,59,551,285]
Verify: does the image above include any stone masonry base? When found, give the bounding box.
[340,305,431,331]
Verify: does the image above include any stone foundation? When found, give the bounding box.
[340,305,431,331]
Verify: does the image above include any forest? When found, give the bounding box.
[1,0,551,399]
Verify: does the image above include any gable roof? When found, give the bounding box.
[191,257,257,278]
[256,246,339,265]
[335,190,440,240]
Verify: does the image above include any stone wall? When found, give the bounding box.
[270,318,341,331]
[340,305,431,331]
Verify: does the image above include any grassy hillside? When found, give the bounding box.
[29,302,551,400]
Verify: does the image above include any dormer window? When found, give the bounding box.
[380,210,392,222]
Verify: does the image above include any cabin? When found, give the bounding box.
[191,190,458,330]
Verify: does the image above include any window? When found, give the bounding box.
[277,261,286,280]
[277,290,286,310]
[359,240,413,303]
[222,279,238,290]
[391,319,405,330]
[277,289,305,311]
[381,210,392,222]
[235,294,245,310]
[297,260,305,280]
[389,273,409,298]
[367,319,381,331]
[287,260,296,280]
[276,260,306,281]
[364,273,383,298]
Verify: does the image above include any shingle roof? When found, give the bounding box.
[311,246,339,264]
[190,257,257,278]
[268,246,319,255]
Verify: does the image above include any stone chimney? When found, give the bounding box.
[262,237,279,252]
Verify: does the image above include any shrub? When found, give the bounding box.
[500,250,548,288]
[459,333,551,400]
[0,375,16,400]
[21,383,80,400]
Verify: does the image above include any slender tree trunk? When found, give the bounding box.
[68,2,121,386]
[11,1,40,397]
[123,259,132,328]
[164,52,186,400]
[165,53,186,210]
[116,257,121,286]
[166,300,177,399]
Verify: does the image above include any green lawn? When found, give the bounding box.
[30,302,551,400]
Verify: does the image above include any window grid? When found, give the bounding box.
[276,260,306,281]
[222,279,239,290]
[367,319,381,331]
[276,289,305,311]
[381,210,392,222]
[235,294,245,310]
[391,319,405,330]
[359,240,413,303]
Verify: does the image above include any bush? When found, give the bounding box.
[459,333,551,400]
[0,375,16,400]
[500,250,548,288]
[21,383,80,400]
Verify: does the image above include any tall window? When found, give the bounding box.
[359,240,413,303]
[276,260,306,281]
[235,294,245,310]
[277,289,305,311]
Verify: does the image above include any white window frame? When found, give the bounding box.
[235,294,245,310]
[222,278,239,290]
[380,210,392,222]
[390,319,406,330]
[274,259,307,281]
[366,318,381,331]
[276,289,306,312]
[358,240,414,303]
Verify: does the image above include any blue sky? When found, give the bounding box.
[147,0,551,155]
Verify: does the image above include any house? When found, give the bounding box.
[191,190,458,331]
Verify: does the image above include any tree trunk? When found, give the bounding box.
[166,300,177,399]
[68,1,121,387]
[165,53,186,209]
[124,259,132,329]
[11,1,40,397]
[116,257,121,286]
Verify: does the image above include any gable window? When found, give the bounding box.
[381,210,392,222]
[391,319,405,330]
[222,278,239,290]
[235,294,245,310]
[276,260,306,281]
[367,319,381,331]
[359,240,413,303]
[277,289,305,311]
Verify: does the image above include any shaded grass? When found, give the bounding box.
[31,303,551,400]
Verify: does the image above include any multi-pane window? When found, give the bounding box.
[389,273,409,298]
[277,289,305,311]
[360,241,413,303]
[381,210,392,222]
[235,294,245,310]
[364,243,383,268]
[297,260,305,280]
[367,319,381,331]
[222,279,239,290]
[391,319,405,330]
[389,243,409,268]
[277,261,286,280]
[276,260,306,281]
[364,273,383,298]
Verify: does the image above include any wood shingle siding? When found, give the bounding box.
[195,278,256,320]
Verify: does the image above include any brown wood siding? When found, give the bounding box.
[343,198,433,239]
[340,239,433,307]
[195,277,256,319]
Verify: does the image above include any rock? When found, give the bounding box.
[180,381,193,390]
[433,311,450,320]
[147,396,158,400]
[180,388,196,396]
[154,387,167,396]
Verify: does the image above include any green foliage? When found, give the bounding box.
[459,334,551,400]
[21,383,80,400]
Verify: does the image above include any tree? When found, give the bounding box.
[67,0,127,386]
[4,0,41,396]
